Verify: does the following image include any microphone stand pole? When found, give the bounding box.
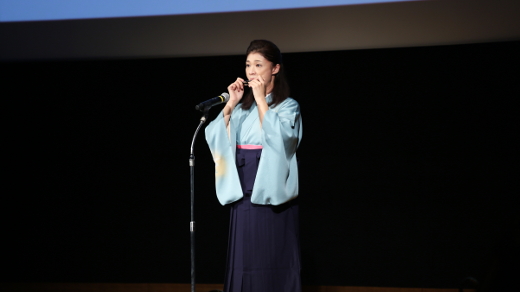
[189,106,211,292]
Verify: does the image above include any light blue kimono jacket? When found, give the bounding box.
[205,94,302,206]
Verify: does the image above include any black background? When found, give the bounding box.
[3,41,519,289]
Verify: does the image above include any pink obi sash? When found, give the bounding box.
[237,144,263,150]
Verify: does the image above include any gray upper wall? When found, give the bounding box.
[1,0,519,61]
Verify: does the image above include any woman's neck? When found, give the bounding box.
[265,76,275,95]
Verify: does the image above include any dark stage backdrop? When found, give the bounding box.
[3,41,519,289]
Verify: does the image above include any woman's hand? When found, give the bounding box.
[227,77,247,107]
[248,75,267,102]
[248,75,269,124]
[223,77,246,126]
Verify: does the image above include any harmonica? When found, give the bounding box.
[242,79,252,86]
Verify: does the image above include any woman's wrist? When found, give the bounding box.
[226,100,238,109]
[254,94,267,104]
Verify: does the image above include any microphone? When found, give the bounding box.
[195,93,229,111]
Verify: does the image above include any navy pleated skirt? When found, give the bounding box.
[224,147,301,292]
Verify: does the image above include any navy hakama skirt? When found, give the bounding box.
[224,148,301,292]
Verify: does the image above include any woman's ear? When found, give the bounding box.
[272,64,280,75]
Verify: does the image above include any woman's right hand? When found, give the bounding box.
[223,78,246,125]
[227,77,246,107]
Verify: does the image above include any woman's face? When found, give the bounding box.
[245,52,280,85]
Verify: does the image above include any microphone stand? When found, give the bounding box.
[189,106,211,292]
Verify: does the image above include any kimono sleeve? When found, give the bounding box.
[204,111,243,205]
[251,98,302,205]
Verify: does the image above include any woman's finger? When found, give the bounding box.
[235,77,245,91]
[257,74,265,86]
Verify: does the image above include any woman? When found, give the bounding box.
[205,40,302,292]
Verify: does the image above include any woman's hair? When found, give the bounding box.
[241,40,290,110]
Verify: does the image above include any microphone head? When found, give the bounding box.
[195,92,230,112]
[221,92,230,102]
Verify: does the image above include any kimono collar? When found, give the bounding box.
[266,93,273,104]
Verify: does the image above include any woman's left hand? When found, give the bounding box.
[248,75,267,102]
[248,75,269,124]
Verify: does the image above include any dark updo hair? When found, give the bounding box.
[241,40,290,110]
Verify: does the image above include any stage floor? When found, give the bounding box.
[0,283,474,292]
